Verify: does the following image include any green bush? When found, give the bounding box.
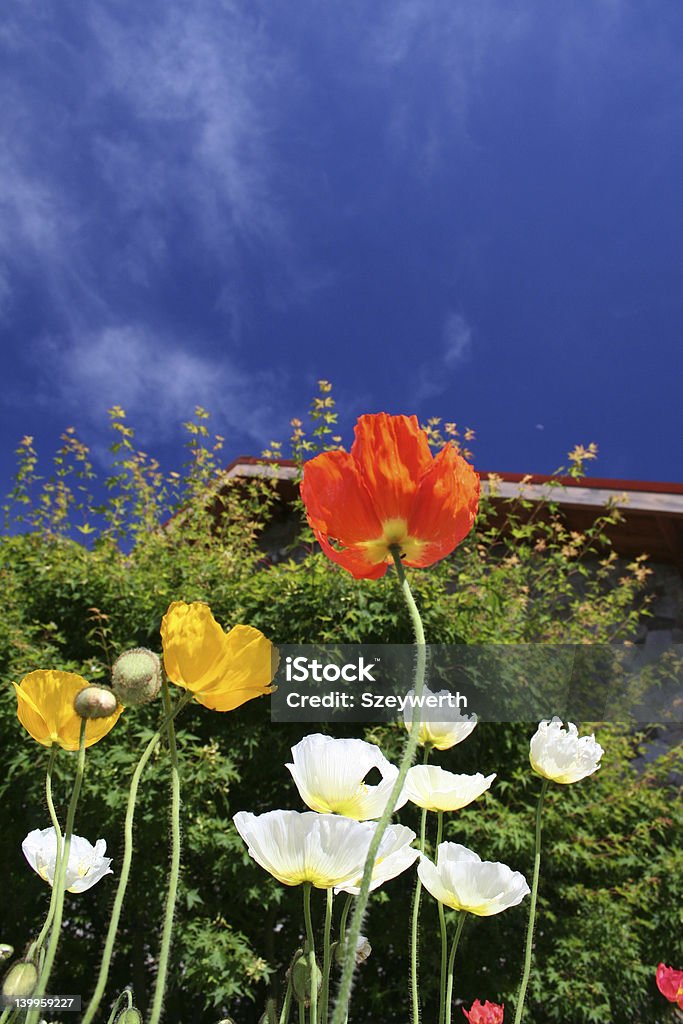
[0,388,679,1023]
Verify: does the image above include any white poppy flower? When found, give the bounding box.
[417,843,530,917]
[335,823,419,895]
[22,827,113,893]
[286,733,407,820]
[404,765,496,812]
[529,717,604,784]
[233,809,377,888]
[403,687,477,750]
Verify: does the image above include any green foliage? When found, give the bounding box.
[0,385,680,1024]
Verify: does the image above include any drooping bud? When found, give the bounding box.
[334,934,372,966]
[2,960,38,1001]
[74,685,119,720]
[0,945,13,962]
[115,1009,143,1024]
[112,648,162,706]
[354,935,372,964]
[289,952,322,1007]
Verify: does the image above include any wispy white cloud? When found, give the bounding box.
[442,311,472,367]
[32,325,282,446]
[413,310,473,403]
[0,1,326,341]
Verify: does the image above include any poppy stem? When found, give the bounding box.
[444,913,466,1024]
[26,721,87,1024]
[329,549,427,1024]
[26,746,62,964]
[303,883,318,1024]
[148,677,182,1024]
[513,778,549,1024]
[410,798,429,1024]
[391,548,427,647]
[278,971,294,1024]
[436,811,448,1024]
[320,888,334,1024]
[338,893,353,953]
[81,690,193,1024]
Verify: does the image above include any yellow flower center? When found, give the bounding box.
[358,518,428,563]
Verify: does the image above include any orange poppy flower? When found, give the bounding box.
[300,413,479,579]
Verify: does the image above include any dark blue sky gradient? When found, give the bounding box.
[2,0,682,495]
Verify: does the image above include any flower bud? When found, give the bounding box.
[354,935,372,964]
[0,945,13,962]
[112,649,162,706]
[115,1009,143,1024]
[334,934,372,966]
[74,685,119,720]
[289,952,322,1007]
[2,960,38,1000]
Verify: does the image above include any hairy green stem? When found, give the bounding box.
[28,722,87,1024]
[513,779,549,1024]
[81,691,192,1024]
[444,913,466,1024]
[278,972,294,1024]
[148,679,183,1024]
[303,883,318,1024]
[410,802,429,1024]
[330,549,427,1024]
[27,746,62,964]
[436,811,448,1024]
[319,888,334,1024]
[338,894,352,956]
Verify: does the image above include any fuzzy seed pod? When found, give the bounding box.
[2,960,38,1000]
[115,1008,143,1024]
[112,648,162,706]
[74,685,119,720]
[289,953,322,1007]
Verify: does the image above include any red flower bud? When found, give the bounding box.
[656,962,683,1008]
[462,999,504,1024]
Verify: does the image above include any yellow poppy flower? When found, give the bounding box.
[160,601,278,712]
[14,670,123,749]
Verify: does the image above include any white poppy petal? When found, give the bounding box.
[529,718,604,784]
[233,809,376,888]
[286,733,406,820]
[21,827,113,892]
[405,765,496,812]
[418,842,529,917]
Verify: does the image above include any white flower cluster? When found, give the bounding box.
[235,701,598,917]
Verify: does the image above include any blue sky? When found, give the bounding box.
[2,0,682,493]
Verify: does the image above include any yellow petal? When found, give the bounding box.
[161,603,278,712]
[14,670,122,750]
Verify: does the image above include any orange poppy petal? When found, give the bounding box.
[405,444,480,567]
[313,527,390,580]
[349,414,433,525]
[301,450,383,546]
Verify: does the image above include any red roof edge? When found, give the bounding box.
[224,456,683,495]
